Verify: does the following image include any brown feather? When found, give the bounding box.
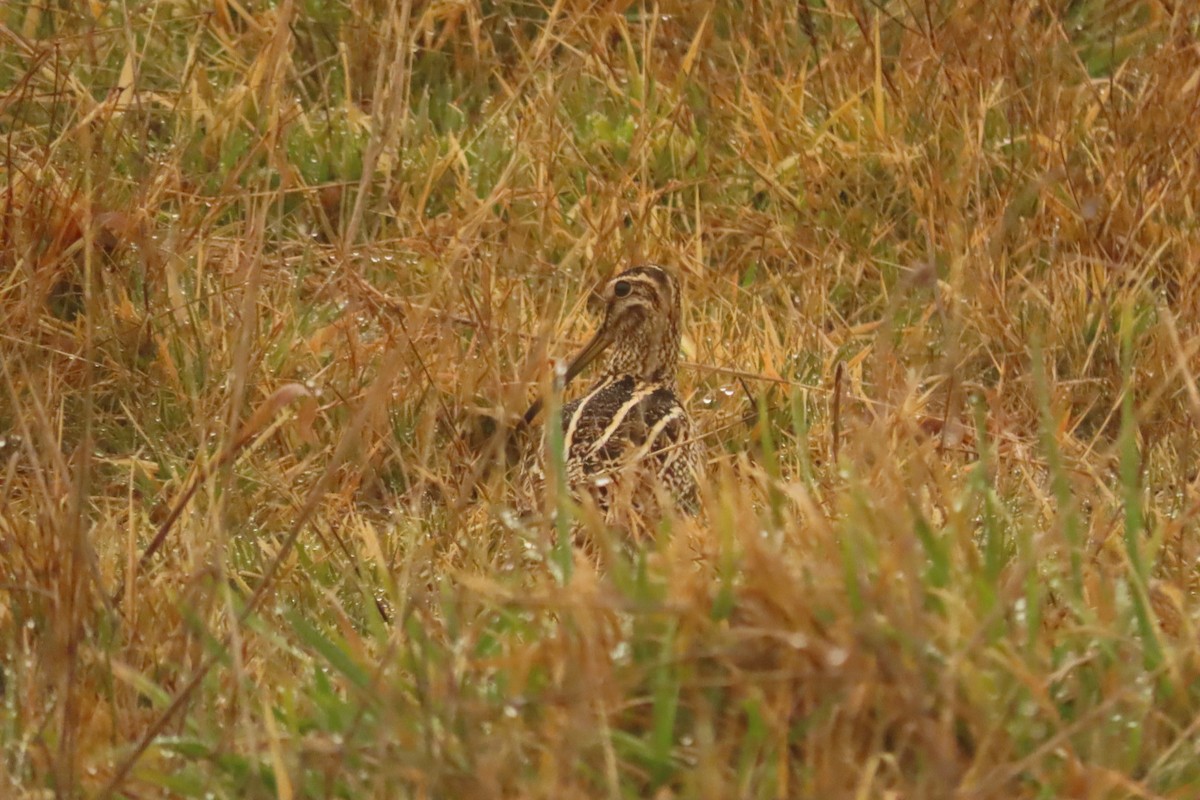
[531,265,701,520]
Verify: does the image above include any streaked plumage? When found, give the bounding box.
[525,265,701,520]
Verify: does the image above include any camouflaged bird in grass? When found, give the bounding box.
[524,265,703,526]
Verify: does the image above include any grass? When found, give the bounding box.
[4,0,1200,797]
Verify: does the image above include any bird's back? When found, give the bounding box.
[560,374,699,514]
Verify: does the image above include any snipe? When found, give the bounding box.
[524,265,701,518]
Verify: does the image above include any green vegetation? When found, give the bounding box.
[4,1,1200,797]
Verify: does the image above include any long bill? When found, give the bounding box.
[521,325,615,425]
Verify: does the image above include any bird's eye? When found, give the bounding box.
[613,280,632,298]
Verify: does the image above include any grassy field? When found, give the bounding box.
[4,0,1200,797]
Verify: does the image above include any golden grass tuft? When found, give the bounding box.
[4,1,1200,797]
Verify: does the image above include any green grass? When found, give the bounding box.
[5,1,1200,797]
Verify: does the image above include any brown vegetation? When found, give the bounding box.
[4,1,1200,797]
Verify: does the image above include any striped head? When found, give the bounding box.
[564,265,684,387]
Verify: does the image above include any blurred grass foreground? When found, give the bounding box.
[5,1,1200,797]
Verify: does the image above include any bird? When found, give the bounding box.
[522,265,702,524]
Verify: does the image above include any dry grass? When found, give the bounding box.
[4,1,1200,797]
